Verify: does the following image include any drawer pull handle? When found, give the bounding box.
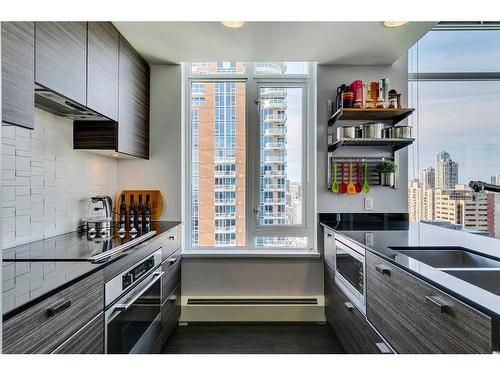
[426,296,449,313]
[376,342,392,354]
[169,236,176,241]
[375,264,391,276]
[344,301,354,312]
[168,257,178,265]
[47,300,72,317]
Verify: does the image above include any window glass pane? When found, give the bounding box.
[258,87,303,226]
[255,237,308,248]
[191,81,246,247]
[191,62,246,74]
[409,30,500,73]
[408,33,500,239]
[255,62,309,75]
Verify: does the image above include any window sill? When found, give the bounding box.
[181,249,321,259]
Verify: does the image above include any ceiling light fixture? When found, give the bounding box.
[221,21,245,29]
[383,21,408,28]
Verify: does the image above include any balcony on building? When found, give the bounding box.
[215,198,236,205]
[264,169,285,177]
[264,142,286,150]
[264,127,286,137]
[215,185,236,192]
[262,211,286,218]
[215,170,237,177]
[264,155,286,164]
[215,226,237,234]
[264,114,287,123]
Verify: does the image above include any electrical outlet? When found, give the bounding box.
[364,197,374,210]
[365,232,374,247]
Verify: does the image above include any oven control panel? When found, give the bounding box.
[122,255,156,290]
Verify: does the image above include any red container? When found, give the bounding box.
[350,80,364,103]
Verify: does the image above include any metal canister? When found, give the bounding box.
[360,122,385,138]
[336,126,357,139]
[392,126,412,138]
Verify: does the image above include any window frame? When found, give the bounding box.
[182,62,317,253]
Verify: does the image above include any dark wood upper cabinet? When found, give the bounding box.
[1,22,35,129]
[87,22,119,121]
[35,22,87,105]
[118,35,150,159]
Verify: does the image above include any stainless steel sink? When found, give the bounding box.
[392,247,500,269]
[443,270,500,296]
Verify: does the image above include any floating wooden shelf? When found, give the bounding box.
[328,108,415,127]
[328,138,415,152]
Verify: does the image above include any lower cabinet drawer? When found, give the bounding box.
[52,313,104,354]
[161,284,181,342]
[325,280,390,354]
[161,249,181,303]
[366,252,492,354]
[162,225,181,261]
[3,271,104,353]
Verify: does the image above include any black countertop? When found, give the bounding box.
[320,218,500,319]
[2,221,181,319]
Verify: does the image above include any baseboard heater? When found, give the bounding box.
[187,298,318,305]
[181,295,326,322]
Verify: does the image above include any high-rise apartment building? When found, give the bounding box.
[491,174,500,185]
[435,151,458,189]
[435,184,488,232]
[191,62,246,247]
[258,63,290,226]
[408,179,434,221]
[420,166,435,188]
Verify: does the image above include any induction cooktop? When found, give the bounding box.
[2,223,160,263]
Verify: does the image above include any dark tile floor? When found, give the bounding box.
[161,323,345,354]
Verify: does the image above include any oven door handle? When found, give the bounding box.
[113,271,165,312]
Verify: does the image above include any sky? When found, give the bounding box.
[408,30,500,183]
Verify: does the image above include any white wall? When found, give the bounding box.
[317,55,409,213]
[2,109,117,248]
[116,65,182,221]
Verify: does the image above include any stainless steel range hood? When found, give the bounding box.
[35,84,110,121]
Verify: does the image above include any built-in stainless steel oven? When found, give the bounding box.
[334,236,366,315]
[105,249,163,354]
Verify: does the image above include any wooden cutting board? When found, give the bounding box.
[115,190,163,221]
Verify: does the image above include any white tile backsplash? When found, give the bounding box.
[2,109,117,248]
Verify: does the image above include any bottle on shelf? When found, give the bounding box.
[129,194,137,230]
[119,194,127,230]
[144,194,152,231]
[137,195,144,232]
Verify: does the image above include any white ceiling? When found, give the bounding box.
[113,21,435,65]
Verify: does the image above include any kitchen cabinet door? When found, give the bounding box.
[87,22,119,121]
[1,22,35,129]
[118,35,150,159]
[3,270,104,354]
[52,313,104,354]
[35,22,87,105]
[366,252,492,353]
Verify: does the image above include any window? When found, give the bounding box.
[189,80,246,247]
[185,62,315,250]
[408,29,500,239]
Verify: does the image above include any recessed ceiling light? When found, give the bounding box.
[383,21,408,28]
[221,21,245,29]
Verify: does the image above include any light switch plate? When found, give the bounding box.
[365,232,374,247]
[364,197,374,210]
